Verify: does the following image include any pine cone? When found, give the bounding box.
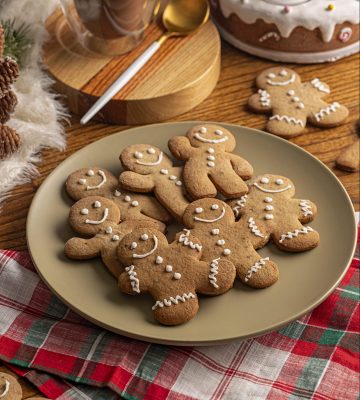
[0,57,19,96]
[0,24,4,58]
[0,90,17,123]
[0,124,21,159]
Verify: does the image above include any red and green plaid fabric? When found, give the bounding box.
[0,228,359,400]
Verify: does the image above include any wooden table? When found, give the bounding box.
[0,42,358,399]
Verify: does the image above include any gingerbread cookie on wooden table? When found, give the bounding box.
[168,124,253,199]
[228,174,319,252]
[0,372,22,400]
[65,196,164,277]
[182,198,279,288]
[66,167,172,228]
[248,67,349,138]
[119,145,189,220]
[117,227,236,325]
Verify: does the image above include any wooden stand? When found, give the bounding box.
[43,9,221,125]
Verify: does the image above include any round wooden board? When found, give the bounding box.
[43,9,221,125]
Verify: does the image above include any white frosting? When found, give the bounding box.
[152,292,195,310]
[248,217,265,237]
[311,78,330,94]
[125,265,140,293]
[136,152,163,166]
[178,229,202,252]
[300,200,313,216]
[209,258,220,288]
[269,114,304,127]
[254,182,292,193]
[194,132,229,144]
[194,207,226,223]
[86,170,107,190]
[133,235,158,258]
[244,257,270,282]
[85,208,109,224]
[314,102,340,122]
[267,73,295,86]
[218,0,360,42]
[0,379,10,398]
[156,256,163,264]
[165,265,173,272]
[173,272,182,280]
[279,226,314,243]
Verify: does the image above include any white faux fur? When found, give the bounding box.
[0,0,68,204]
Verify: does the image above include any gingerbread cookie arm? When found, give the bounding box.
[304,79,331,99]
[139,196,172,224]
[170,230,203,259]
[228,153,254,180]
[168,136,196,160]
[120,171,155,192]
[65,237,102,259]
[118,264,149,295]
[307,100,349,128]
[266,110,307,138]
[291,198,317,224]
[248,91,272,113]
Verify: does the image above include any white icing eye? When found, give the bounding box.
[81,208,89,215]
[130,242,138,249]
[211,204,219,210]
[141,234,149,241]
[94,201,101,208]
[78,178,86,185]
[124,195,131,202]
[134,151,143,159]
[199,126,207,134]
[165,265,173,272]
[211,228,220,235]
[105,226,112,234]
[173,272,181,280]
[87,169,94,176]
[147,147,156,154]
[195,207,203,214]
[114,190,121,197]
[131,201,139,207]
[276,179,284,185]
[160,169,168,175]
[156,256,163,264]
[215,129,223,136]
[264,197,273,203]
[287,90,295,96]
[268,73,276,79]
[207,147,215,154]
[280,70,288,76]
[260,177,269,184]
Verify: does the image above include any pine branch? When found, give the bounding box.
[1,19,32,65]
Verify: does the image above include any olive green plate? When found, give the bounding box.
[27,122,357,346]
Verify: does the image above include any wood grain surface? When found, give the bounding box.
[0,41,359,398]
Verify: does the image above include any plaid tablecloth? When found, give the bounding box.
[0,229,359,400]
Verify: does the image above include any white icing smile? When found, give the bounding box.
[133,235,158,258]
[0,379,10,398]
[194,207,226,223]
[194,133,229,144]
[86,170,107,190]
[85,208,109,224]
[136,152,163,166]
[253,182,291,193]
[267,73,296,86]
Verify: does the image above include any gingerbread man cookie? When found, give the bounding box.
[228,174,320,252]
[182,199,279,288]
[117,227,236,325]
[119,145,189,220]
[168,124,253,199]
[0,373,22,400]
[65,196,164,277]
[66,167,172,228]
[248,67,349,138]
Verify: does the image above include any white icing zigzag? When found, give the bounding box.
[299,200,313,217]
[259,31,280,43]
[258,89,271,107]
[152,292,195,310]
[279,226,314,243]
[248,217,265,238]
[269,114,304,127]
[233,195,247,218]
[125,265,140,293]
[314,102,340,122]
[178,229,202,252]
[311,78,330,94]
[244,257,270,282]
[209,258,220,289]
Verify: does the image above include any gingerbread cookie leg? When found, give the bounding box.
[210,164,249,198]
[183,163,217,199]
[266,112,307,138]
[140,196,173,224]
[65,237,102,259]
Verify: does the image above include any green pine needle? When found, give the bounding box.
[1,19,32,65]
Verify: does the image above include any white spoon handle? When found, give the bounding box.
[80,40,161,125]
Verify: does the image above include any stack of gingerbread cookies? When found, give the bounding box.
[64,124,320,326]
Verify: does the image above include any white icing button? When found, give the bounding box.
[156,256,163,264]
[87,169,94,176]
[134,151,143,159]
[207,161,215,167]
[217,239,225,246]
[215,129,223,136]
[173,272,181,280]
[207,148,215,154]
[211,228,220,235]
[81,208,89,215]
[141,234,149,241]
[114,190,121,197]
[207,155,215,161]
[176,181,182,186]
[260,177,269,184]
[211,204,219,210]
[94,201,101,208]
[199,126,207,133]
[287,90,295,96]
[160,169,168,175]
[131,201,139,207]
[265,214,274,220]
[169,175,177,180]
[264,197,273,203]
[265,205,274,211]
[292,97,300,102]
[165,265,173,272]
[147,147,156,154]
[195,207,203,214]
[280,70,288,76]
[124,195,131,202]
[130,242,138,249]
[112,235,120,241]
[276,179,284,185]
[297,103,305,109]
[78,178,86,185]
[223,249,231,256]
[105,226,112,234]
[268,73,276,78]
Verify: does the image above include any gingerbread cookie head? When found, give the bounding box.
[256,67,301,90]
[0,372,22,400]
[69,196,120,236]
[182,198,234,229]
[66,167,118,200]
[250,174,295,199]
[120,144,172,174]
[186,124,236,151]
